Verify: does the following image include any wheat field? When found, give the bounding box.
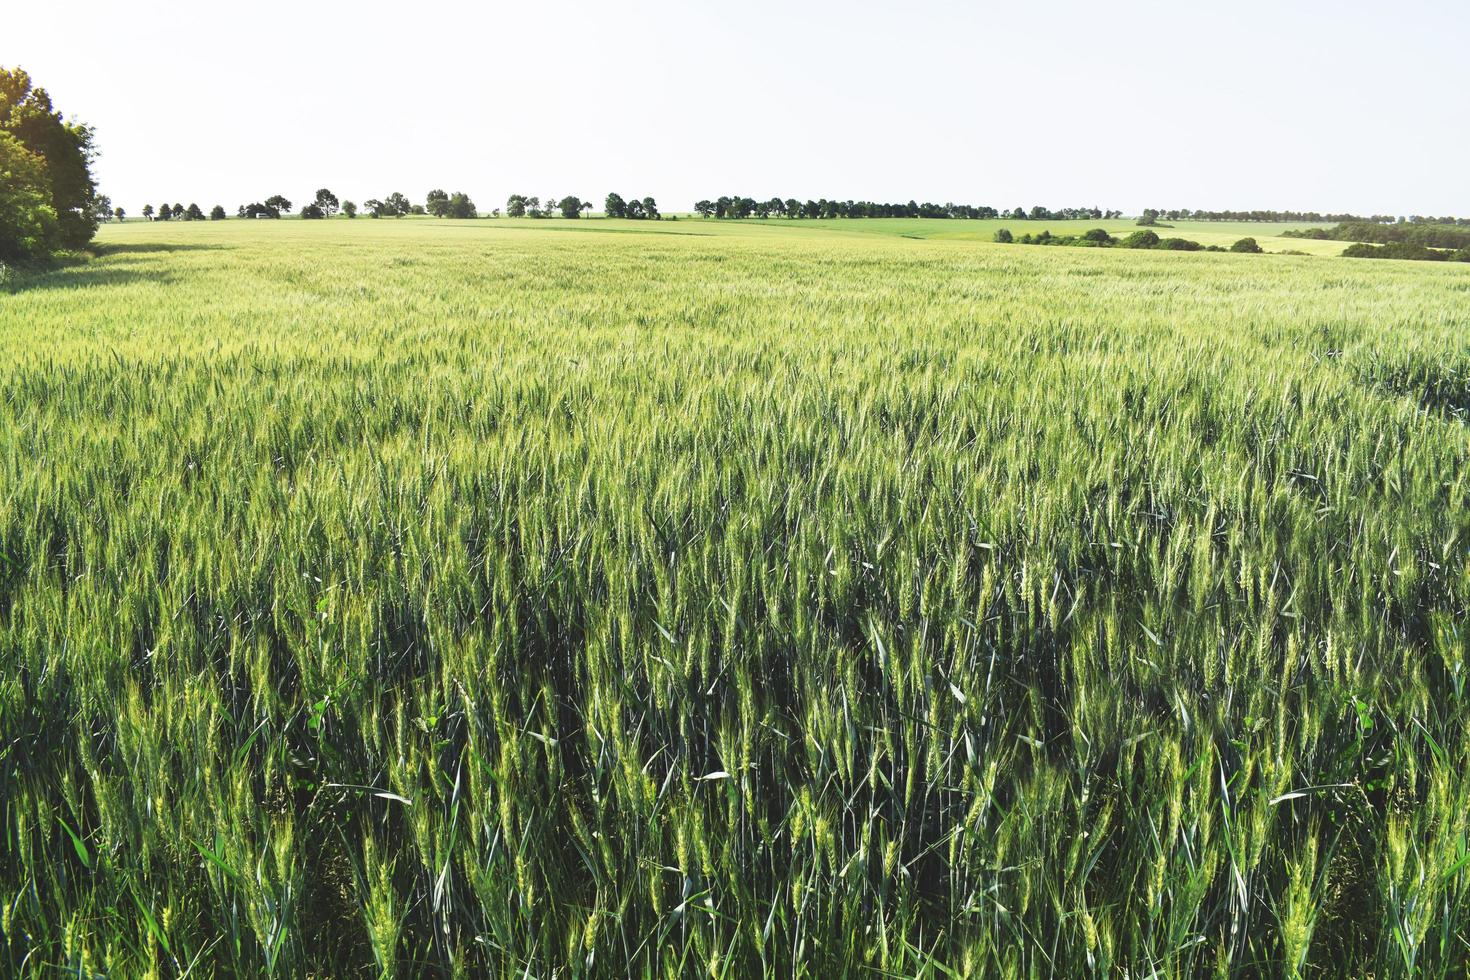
[2,218,1468,976]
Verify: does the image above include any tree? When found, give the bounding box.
[364,198,385,218]
[113,206,125,222]
[171,203,184,219]
[300,203,325,219]
[0,130,57,260]
[558,195,583,219]
[694,200,714,218]
[1137,209,1159,226]
[142,204,154,220]
[993,228,1013,243]
[209,205,226,220]
[93,194,113,221]
[384,192,410,217]
[641,197,659,220]
[1122,230,1160,249]
[505,194,527,218]
[426,189,450,217]
[314,188,339,217]
[580,200,592,217]
[446,192,476,219]
[625,198,644,219]
[0,66,100,252]
[185,202,204,221]
[1231,237,1263,254]
[604,192,626,219]
[525,196,543,218]
[342,200,357,218]
[264,195,292,215]
[156,201,172,221]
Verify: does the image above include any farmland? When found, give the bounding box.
[2,217,1469,976]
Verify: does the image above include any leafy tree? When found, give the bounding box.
[209,205,226,220]
[505,194,527,217]
[113,206,125,222]
[141,204,154,220]
[1137,209,1159,226]
[383,192,410,217]
[364,198,385,218]
[426,189,450,217]
[625,198,644,219]
[264,195,291,214]
[558,195,583,219]
[171,203,184,219]
[1122,230,1160,249]
[93,194,113,221]
[155,202,171,221]
[1230,237,1263,254]
[641,197,659,220]
[0,131,57,260]
[342,200,357,218]
[410,205,425,215]
[993,228,1013,243]
[185,203,204,221]
[526,196,543,218]
[604,192,626,219]
[694,200,714,218]
[300,203,325,219]
[446,192,476,219]
[1082,228,1115,244]
[0,66,100,251]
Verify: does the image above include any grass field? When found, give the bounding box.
[3,218,1469,976]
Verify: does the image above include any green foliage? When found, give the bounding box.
[1123,229,1161,248]
[1289,221,1470,250]
[993,227,1012,243]
[0,65,99,256]
[1232,237,1263,253]
[0,130,57,260]
[446,192,476,219]
[1343,241,1470,263]
[3,219,1470,976]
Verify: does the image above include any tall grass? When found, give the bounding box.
[2,221,1468,976]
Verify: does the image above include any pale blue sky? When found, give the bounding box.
[8,0,1468,216]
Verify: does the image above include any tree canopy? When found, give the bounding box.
[0,66,103,259]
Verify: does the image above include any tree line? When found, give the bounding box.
[1138,208,1470,226]
[1341,241,1470,263]
[996,227,1265,254]
[1284,221,1470,251]
[692,198,1123,221]
[0,66,108,261]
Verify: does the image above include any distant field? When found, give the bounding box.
[723,216,1347,254]
[3,219,1469,976]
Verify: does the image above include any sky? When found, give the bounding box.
[7,0,1469,216]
